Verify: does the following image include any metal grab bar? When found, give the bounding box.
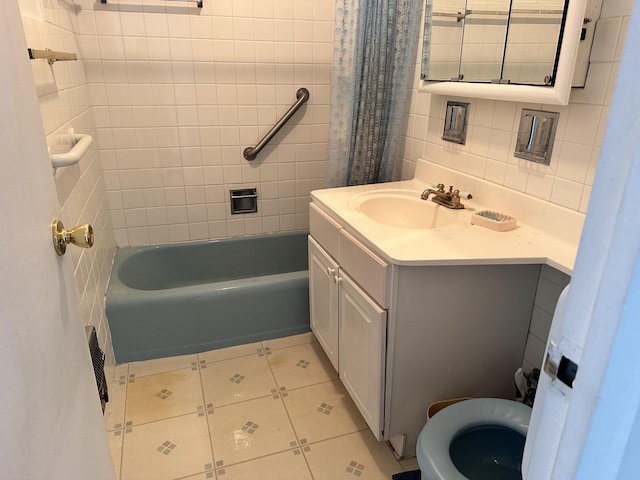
[243,88,310,161]
[28,48,77,65]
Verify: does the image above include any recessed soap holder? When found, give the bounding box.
[230,188,257,214]
[471,210,517,232]
[514,109,559,165]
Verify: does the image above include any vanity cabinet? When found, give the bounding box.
[309,200,540,456]
[338,271,387,438]
[308,236,339,370]
[308,203,389,439]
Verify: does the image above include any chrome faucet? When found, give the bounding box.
[421,183,471,209]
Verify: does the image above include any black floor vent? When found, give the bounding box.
[85,326,109,413]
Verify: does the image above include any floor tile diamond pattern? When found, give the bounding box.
[240,421,259,434]
[120,413,212,480]
[108,333,403,480]
[318,402,334,415]
[296,359,311,369]
[155,388,173,400]
[125,368,204,425]
[156,440,177,455]
[201,354,276,407]
[346,460,365,476]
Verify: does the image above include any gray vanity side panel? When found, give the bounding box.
[388,264,540,456]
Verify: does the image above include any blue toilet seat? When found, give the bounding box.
[417,398,532,480]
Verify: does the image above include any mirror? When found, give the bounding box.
[420,0,589,105]
[502,0,566,85]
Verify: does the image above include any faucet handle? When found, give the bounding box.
[452,189,474,200]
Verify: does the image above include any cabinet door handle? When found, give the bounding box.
[326,267,336,277]
[333,275,342,284]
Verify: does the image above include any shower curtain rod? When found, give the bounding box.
[100,0,203,8]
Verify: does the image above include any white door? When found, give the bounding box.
[308,236,340,370]
[523,3,640,478]
[0,2,115,479]
[339,272,387,440]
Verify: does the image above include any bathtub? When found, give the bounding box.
[106,232,310,363]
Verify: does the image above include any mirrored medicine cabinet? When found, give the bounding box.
[420,0,600,105]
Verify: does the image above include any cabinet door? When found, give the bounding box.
[308,236,340,371]
[339,272,387,440]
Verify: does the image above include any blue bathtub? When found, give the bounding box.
[106,232,310,363]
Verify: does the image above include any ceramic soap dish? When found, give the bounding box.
[471,210,517,232]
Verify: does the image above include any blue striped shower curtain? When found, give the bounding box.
[325,0,422,186]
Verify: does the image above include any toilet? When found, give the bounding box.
[416,398,532,480]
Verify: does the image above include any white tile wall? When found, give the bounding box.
[79,0,334,246]
[399,0,633,216]
[19,1,118,377]
[522,266,571,371]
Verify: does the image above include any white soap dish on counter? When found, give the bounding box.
[471,210,517,232]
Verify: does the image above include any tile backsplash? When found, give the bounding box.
[79,0,334,246]
[398,0,632,215]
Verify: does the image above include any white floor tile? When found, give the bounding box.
[114,337,400,480]
[108,430,123,480]
[128,353,199,377]
[121,413,213,480]
[216,449,313,480]
[208,395,298,466]
[304,430,403,480]
[283,380,367,443]
[106,378,127,431]
[199,342,263,364]
[126,368,204,425]
[261,332,316,351]
[267,341,338,390]
[200,354,278,407]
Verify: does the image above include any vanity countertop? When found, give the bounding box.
[311,160,583,275]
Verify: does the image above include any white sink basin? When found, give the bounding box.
[350,190,456,229]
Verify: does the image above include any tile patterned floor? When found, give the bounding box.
[106,333,419,480]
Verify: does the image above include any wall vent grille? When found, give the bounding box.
[85,326,109,413]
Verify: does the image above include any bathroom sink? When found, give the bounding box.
[350,190,456,229]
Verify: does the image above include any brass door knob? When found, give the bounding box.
[52,219,94,256]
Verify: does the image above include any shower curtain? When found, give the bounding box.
[325,0,422,187]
